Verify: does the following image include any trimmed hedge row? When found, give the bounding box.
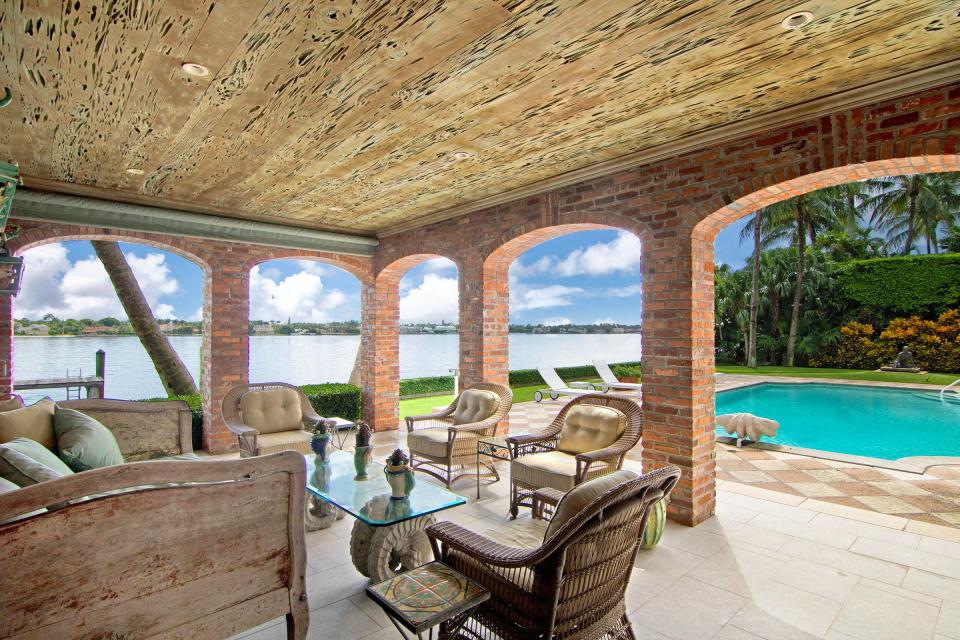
[838,254,960,317]
[399,376,455,397]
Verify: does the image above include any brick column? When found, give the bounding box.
[0,296,12,395]
[641,227,716,526]
[366,273,400,432]
[201,254,249,453]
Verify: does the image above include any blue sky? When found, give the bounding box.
[16,225,753,323]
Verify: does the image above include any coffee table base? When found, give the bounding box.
[305,495,344,532]
[349,515,437,582]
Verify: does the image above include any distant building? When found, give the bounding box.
[81,325,118,335]
[20,323,50,336]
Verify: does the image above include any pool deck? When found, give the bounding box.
[513,374,960,530]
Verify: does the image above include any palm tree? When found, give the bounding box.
[738,209,766,368]
[92,241,199,396]
[865,172,960,255]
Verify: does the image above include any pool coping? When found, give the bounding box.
[716,377,960,474]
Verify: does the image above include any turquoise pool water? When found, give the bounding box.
[715,383,960,460]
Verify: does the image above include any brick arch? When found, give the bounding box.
[243,249,374,286]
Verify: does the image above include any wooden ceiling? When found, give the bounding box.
[1,1,958,236]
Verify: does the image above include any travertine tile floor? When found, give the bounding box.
[228,413,960,640]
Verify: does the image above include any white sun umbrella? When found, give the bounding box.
[716,412,780,447]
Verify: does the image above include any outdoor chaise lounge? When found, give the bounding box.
[427,465,680,640]
[533,366,594,403]
[593,359,642,393]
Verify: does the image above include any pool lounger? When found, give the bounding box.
[534,366,595,402]
[593,359,642,393]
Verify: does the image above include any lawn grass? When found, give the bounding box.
[716,364,957,386]
[398,384,550,419]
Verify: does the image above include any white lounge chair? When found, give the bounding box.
[593,360,642,393]
[533,366,594,402]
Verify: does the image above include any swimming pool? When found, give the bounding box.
[715,383,960,461]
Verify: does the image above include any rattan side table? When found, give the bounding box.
[366,561,490,640]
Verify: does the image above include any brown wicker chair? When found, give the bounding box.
[427,466,681,640]
[222,382,323,457]
[406,382,513,488]
[507,393,642,518]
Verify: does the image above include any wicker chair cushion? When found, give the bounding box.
[556,405,626,455]
[239,388,303,434]
[511,451,579,492]
[256,430,313,456]
[544,469,638,540]
[0,395,24,413]
[451,389,500,426]
[0,399,56,451]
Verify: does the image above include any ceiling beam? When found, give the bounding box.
[10,189,378,257]
[381,61,960,236]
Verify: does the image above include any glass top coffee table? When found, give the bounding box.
[306,450,466,581]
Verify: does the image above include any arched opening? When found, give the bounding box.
[698,156,960,505]
[246,257,363,386]
[11,237,207,405]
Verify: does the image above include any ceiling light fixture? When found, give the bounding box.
[180,62,210,77]
[451,151,472,161]
[124,168,144,176]
[781,11,814,30]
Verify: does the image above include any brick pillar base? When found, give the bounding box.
[0,296,12,395]
[367,269,402,432]
[641,230,716,526]
[202,256,248,453]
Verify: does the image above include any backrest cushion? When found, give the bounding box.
[0,476,19,494]
[240,387,304,434]
[451,389,500,426]
[0,398,56,451]
[54,406,125,472]
[556,405,626,455]
[0,395,25,413]
[544,469,637,540]
[0,437,74,487]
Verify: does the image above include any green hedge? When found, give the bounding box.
[399,376,455,397]
[508,361,642,386]
[299,383,362,422]
[838,254,960,317]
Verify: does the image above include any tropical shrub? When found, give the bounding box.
[811,310,960,372]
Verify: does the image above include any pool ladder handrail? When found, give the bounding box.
[941,377,960,399]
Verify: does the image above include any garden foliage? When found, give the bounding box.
[838,255,960,318]
[811,310,960,373]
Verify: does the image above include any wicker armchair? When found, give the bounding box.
[427,466,681,640]
[507,393,642,518]
[222,382,323,457]
[406,382,513,488]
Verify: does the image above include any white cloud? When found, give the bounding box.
[605,284,643,298]
[16,243,185,320]
[511,284,584,310]
[511,232,641,278]
[543,317,571,326]
[421,258,456,274]
[593,317,617,325]
[249,265,349,322]
[399,274,459,324]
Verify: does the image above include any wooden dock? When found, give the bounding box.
[14,350,106,399]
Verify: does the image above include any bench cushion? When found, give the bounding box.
[556,405,626,455]
[0,437,74,487]
[54,405,125,472]
[0,399,56,451]
[240,387,303,434]
[451,389,499,426]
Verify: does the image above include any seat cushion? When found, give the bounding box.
[556,405,626,455]
[240,387,304,434]
[0,395,24,413]
[511,450,579,492]
[54,405,125,472]
[408,427,452,459]
[451,389,500,426]
[0,437,74,487]
[544,469,638,540]
[0,398,56,451]
[256,429,313,456]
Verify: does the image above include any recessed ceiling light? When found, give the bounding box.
[781,11,814,30]
[124,168,144,175]
[451,151,472,161]
[181,62,210,77]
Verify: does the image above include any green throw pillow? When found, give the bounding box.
[0,437,74,487]
[54,406,125,472]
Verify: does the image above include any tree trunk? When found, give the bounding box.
[747,210,761,369]
[91,241,199,396]
[903,175,919,255]
[348,342,362,387]
[785,196,806,367]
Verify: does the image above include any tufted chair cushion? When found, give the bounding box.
[556,405,626,455]
[451,389,500,426]
[239,388,304,434]
[544,469,637,540]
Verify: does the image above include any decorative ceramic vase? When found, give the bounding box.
[384,464,415,500]
[385,496,412,520]
[311,432,330,460]
[641,498,666,549]
[353,445,371,480]
[312,457,331,492]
